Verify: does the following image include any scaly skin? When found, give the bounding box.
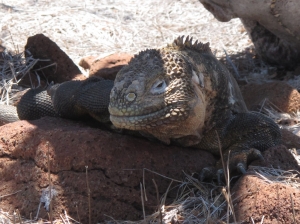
[0,77,114,125]
[199,0,300,69]
[0,36,281,181]
[109,36,281,179]
[47,77,113,123]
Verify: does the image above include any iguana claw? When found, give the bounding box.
[200,147,266,184]
[199,166,217,182]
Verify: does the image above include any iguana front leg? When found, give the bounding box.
[200,145,266,184]
[216,146,264,174]
[199,111,281,183]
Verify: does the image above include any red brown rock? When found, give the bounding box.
[240,81,300,113]
[78,55,96,70]
[281,129,300,150]
[256,145,300,171]
[232,145,300,223]
[232,174,300,223]
[0,117,216,223]
[21,34,85,87]
[79,53,133,80]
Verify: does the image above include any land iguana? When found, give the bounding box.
[0,36,281,181]
[108,36,281,180]
[198,0,300,69]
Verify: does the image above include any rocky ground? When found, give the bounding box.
[1,0,300,223]
[0,33,299,224]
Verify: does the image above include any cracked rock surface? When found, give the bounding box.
[0,117,215,223]
[232,173,300,223]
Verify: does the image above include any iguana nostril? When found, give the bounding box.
[126,92,136,101]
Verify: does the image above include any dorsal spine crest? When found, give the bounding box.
[169,35,212,54]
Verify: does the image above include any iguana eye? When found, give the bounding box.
[150,80,167,94]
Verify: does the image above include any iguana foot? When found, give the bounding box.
[200,147,264,184]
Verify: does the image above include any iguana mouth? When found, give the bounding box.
[109,103,189,130]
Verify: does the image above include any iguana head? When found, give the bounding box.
[109,36,212,144]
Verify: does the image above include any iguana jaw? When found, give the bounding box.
[110,93,206,146]
[109,101,190,130]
